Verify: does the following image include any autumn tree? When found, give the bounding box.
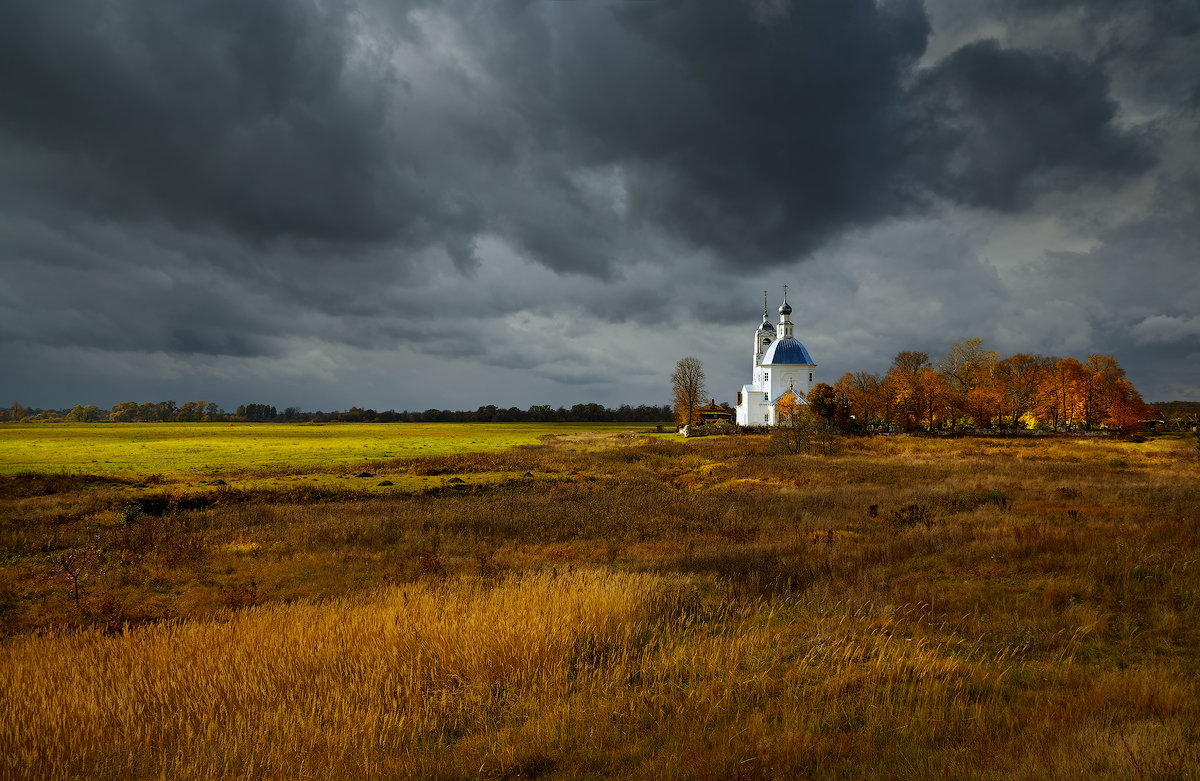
[1030,358,1065,430]
[110,402,137,422]
[939,337,998,393]
[829,375,854,429]
[887,351,932,431]
[671,356,706,427]
[807,382,837,423]
[1084,355,1127,430]
[832,373,856,428]
[1104,378,1157,433]
[1053,357,1091,428]
[838,371,884,428]
[994,353,1052,428]
[916,365,949,430]
[938,338,998,427]
[775,391,816,454]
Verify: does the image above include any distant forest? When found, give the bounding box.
[1,401,676,425]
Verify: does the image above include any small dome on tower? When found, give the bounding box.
[778,300,792,316]
[760,317,775,331]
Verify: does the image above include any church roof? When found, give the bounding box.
[760,336,814,366]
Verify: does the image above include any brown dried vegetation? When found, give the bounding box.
[1,431,1198,779]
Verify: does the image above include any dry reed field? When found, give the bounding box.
[2,430,1199,779]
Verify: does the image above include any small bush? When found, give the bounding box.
[889,504,933,529]
[218,580,258,610]
[943,489,1009,513]
[122,502,143,525]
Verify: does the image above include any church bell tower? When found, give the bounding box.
[752,290,775,380]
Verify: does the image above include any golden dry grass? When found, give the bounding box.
[1,430,1198,778]
[2,569,667,779]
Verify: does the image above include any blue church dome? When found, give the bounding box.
[761,336,814,366]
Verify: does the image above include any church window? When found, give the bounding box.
[764,393,768,401]
[809,372,813,382]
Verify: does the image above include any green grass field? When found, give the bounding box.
[0,422,654,479]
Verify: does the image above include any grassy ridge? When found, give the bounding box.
[1,430,1198,778]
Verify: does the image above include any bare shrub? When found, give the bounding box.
[667,539,817,597]
[889,504,933,529]
[218,580,258,610]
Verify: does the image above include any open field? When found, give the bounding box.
[2,427,1199,779]
[0,422,654,481]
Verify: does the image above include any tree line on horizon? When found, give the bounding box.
[6,338,1196,433]
[1,400,675,425]
[803,339,1169,433]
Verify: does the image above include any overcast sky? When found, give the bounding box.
[2,0,1197,412]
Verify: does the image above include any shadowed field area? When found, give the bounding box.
[1,428,1198,779]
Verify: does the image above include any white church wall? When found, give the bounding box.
[734,290,819,428]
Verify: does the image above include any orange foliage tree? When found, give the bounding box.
[994,353,1053,428]
[856,341,1160,433]
[807,382,837,423]
[938,338,999,427]
[835,371,885,429]
[886,351,934,431]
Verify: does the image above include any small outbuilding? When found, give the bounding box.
[697,399,734,425]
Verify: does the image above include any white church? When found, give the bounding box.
[735,288,817,427]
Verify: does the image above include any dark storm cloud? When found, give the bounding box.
[938,0,1200,114]
[448,0,1153,268]
[0,0,482,262]
[0,0,1158,278]
[907,40,1152,210]
[541,0,935,264]
[1,0,1197,408]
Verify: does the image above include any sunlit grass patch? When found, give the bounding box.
[221,540,261,555]
[0,422,644,479]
